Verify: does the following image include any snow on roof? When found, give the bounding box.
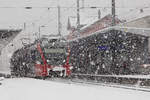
[120,7,150,23]
[114,26,150,37]
[67,26,150,42]
[78,14,122,36]
[80,17,99,30]
[80,14,113,30]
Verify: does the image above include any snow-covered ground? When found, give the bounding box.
[0,78,150,100]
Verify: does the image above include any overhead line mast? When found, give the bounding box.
[58,5,61,36]
[77,0,80,29]
[112,0,116,26]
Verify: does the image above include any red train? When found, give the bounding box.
[35,42,71,77]
[10,37,72,78]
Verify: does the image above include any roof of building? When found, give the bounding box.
[67,26,150,42]
[67,14,122,40]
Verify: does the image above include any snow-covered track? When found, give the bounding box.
[71,73,150,79]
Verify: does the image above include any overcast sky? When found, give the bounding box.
[0,0,150,35]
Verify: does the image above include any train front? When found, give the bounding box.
[35,38,71,78]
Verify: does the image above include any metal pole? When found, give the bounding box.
[39,27,40,39]
[112,0,116,26]
[23,22,26,31]
[58,5,61,36]
[77,0,80,29]
[82,0,84,8]
[98,9,101,19]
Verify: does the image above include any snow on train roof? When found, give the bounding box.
[67,26,150,42]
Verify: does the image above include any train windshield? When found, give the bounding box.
[44,47,68,66]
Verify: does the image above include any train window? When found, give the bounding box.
[41,40,49,46]
[48,39,58,43]
[44,48,66,53]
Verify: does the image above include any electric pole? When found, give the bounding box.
[38,26,41,39]
[111,0,117,74]
[98,9,101,19]
[112,0,116,26]
[82,0,84,8]
[58,5,61,36]
[23,22,26,31]
[77,0,80,29]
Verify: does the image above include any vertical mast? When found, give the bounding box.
[112,0,116,26]
[58,5,61,36]
[98,9,101,19]
[38,27,41,39]
[77,0,80,29]
[23,22,26,31]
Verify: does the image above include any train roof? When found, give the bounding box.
[67,26,150,42]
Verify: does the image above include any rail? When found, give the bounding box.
[71,73,150,79]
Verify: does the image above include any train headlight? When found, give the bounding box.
[70,66,73,70]
[141,64,148,68]
[66,52,69,55]
[36,61,41,64]
[47,60,50,62]
[63,60,66,63]
[143,64,147,68]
